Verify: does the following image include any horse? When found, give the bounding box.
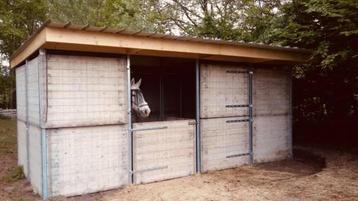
[131,78,151,119]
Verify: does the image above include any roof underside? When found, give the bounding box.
[10,21,311,68]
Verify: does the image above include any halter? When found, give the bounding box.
[131,89,149,108]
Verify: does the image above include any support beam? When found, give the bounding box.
[288,69,293,158]
[38,49,49,199]
[195,59,201,173]
[126,55,133,184]
[25,59,30,179]
[248,69,254,164]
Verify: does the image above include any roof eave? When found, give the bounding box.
[10,22,311,68]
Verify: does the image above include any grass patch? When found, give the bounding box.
[0,113,11,119]
[3,165,25,183]
[0,118,17,154]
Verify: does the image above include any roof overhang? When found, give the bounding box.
[10,21,312,68]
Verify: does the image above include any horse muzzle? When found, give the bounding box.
[139,106,151,118]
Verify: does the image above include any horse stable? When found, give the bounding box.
[10,21,311,199]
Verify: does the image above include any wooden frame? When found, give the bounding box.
[10,22,311,68]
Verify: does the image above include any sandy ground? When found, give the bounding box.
[1,118,357,201]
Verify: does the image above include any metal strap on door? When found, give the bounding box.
[221,67,254,163]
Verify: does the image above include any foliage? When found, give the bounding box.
[0,0,47,108]
[3,166,25,183]
[0,56,14,109]
[0,118,17,154]
[267,0,358,121]
[47,0,171,32]
[0,0,48,58]
[163,0,283,41]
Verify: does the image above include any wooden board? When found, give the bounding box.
[10,23,311,68]
[133,120,195,184]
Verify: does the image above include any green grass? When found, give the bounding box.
[0,117,24,183]
[3,165,25,183]
[0,117,17,154]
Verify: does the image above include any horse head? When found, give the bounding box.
[131,78,151,118]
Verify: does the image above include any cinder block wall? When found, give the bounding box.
[253,67,292,162]
[16,53,129,198]
[200,63,251,172]
[16,52,292,198]
[200,63,292,171]
[44,54,129,197]
[133,120,195,184]
[16,65,27,176]
[16,57,43,194]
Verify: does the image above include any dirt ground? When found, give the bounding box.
[1,118,357,201]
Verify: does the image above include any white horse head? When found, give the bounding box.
[131,78,151,118]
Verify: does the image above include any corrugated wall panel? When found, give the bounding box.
[253,68,291,162]
[46,55,127,127]
[201,117,250,171]
[200,63,248,118]
[47,125,128,197]
[133,120,195,184]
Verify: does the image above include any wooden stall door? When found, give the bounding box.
[200,63,251,171]
[132,120,196,184]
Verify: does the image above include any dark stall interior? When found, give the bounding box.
[131,56,196,122]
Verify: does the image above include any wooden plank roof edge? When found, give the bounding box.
[10,20,312,68]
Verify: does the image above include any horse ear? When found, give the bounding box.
[136,78,142,88]
[131,78,135,86]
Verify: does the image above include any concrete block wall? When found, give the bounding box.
[16,53,129,198]
[133,120,195,184]
[15,51,292,198]
[200,63,248,118]
[44,54,129,196]
[28,125,42,194]
[27,58,40,125]
[201,117,250,171]
[46,55,127,128]
[15,66,26,121]
[16,65,27,175]
[253,67,291,162]
[200,63,250,172]
[47,125,128,196]
[16,57,43,193]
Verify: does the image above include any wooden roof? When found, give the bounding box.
[10,20,311,68]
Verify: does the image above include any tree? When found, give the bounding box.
[47,0,171,32]
[162,0,283,41]
[268,0,358,121]
[0,0,47,109]
[0,0,48,59]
